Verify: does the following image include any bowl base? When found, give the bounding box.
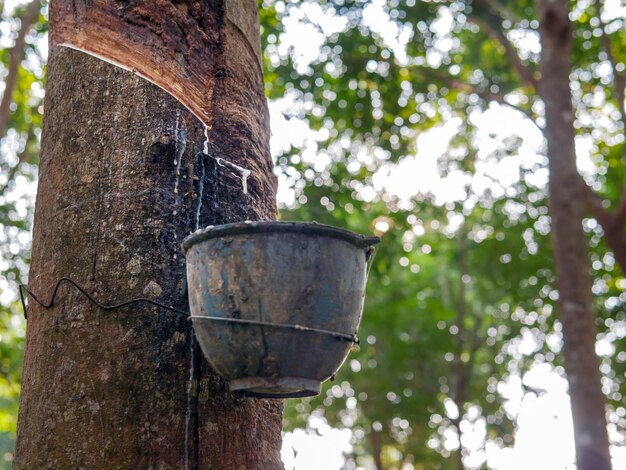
[229,377,321,399]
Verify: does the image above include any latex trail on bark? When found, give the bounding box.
[51,0,258,193]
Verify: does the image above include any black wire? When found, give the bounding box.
[19,277,189,320]
[18,278,358,343]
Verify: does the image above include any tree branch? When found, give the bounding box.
[0,124,34,195]
[469,2,539,90]
[0,0,41,139]
[578,177,626,274]
[600,217,626,277]
[611,188,626,231]
[481,0,524,24]
[442,76,542,130]
[593,0,626,135]
[578,177,612,226]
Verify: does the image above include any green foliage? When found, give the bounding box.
[279,138,562,467]
[0,1,46,465]
[0,303,23,433]
[0,0,624,468]
[262,0,626,467]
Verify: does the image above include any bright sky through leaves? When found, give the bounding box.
[1,0,625,467]
[268,1,626,468]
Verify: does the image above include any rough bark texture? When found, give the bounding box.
[50,0,262,128]
[537,1,611,469]
[15,1,284,466]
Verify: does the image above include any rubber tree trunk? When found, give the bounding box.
[14,39,282,470]
[537,1,611,469]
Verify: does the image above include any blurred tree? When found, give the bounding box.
[537,1,610,466]
[281,139,560,469]
[0,0,45,465]
[262,0,625,468]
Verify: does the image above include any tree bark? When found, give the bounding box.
[370,424,385,470]
[451,234,468,470]
[14,2,283,467]
[50,0,264,130]
[537,1,611,469]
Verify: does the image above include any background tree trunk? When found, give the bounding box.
[370,424,385,470]
[14,23,282,470]
[537,1,611,468]
[0,0,40,138]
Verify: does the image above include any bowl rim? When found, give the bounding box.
[182,220,380,252]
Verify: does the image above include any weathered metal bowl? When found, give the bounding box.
[182,221,379,398]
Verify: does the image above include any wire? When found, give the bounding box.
[18,278,358,343]
[19,277,188,320]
